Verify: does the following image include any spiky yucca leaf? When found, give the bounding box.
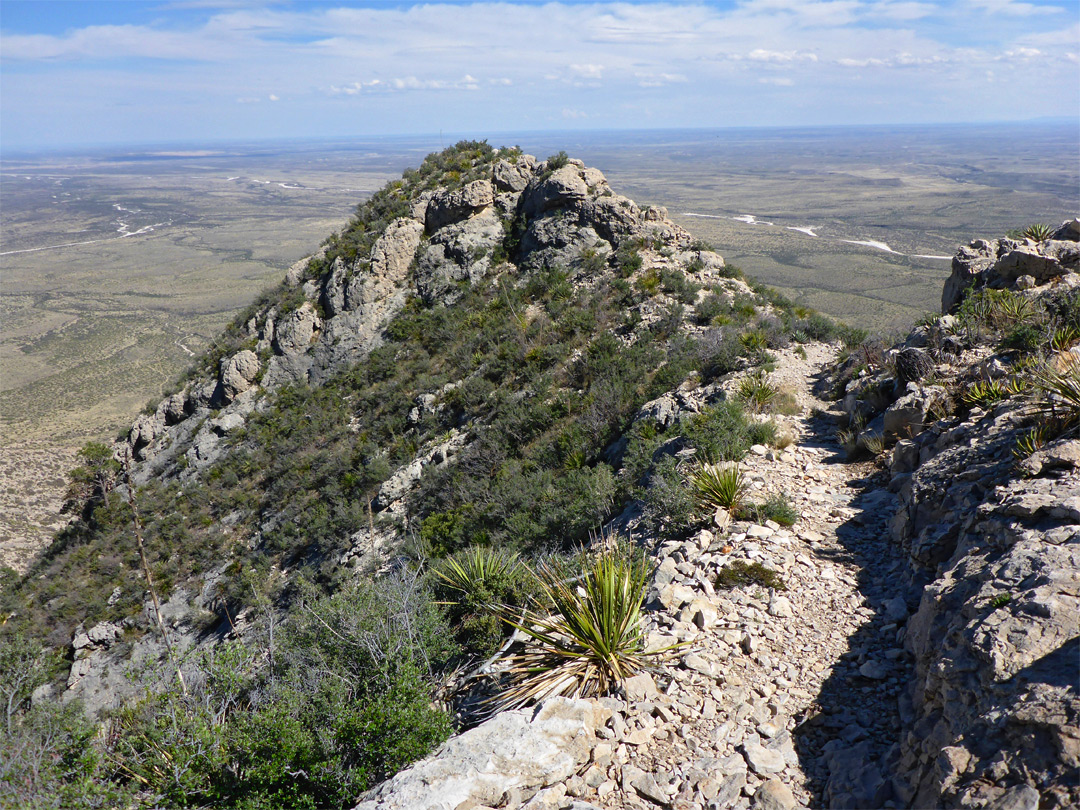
[689,461,747,511]
[433,546,523,605]
[1034,363,1080,423]
[962,378,1008,408]
[489,547,666,710]
[736,371,778,413]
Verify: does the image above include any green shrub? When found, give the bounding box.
[999,323,1044,353]
[715,560,786,591]
[679,400,770,461]
[641,456,698,533]
[111,572,455,808]
[615,243,643,277]
[546,151,570,171]
[694,294,726,326]
[799,313,836,341]
[740,493,799,527]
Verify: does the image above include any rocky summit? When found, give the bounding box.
[1,143,1076,810]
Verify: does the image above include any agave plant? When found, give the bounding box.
[689,460,748,511]
[1022,223,1053,242]
[1013,425,1049,459]
[489,546,664,710]
[962,378,1008,408]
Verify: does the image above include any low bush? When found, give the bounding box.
[112,571,455,808]
[740,493,799,527]
[715,560,786,591]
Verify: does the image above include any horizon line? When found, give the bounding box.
[3,118,1077,159]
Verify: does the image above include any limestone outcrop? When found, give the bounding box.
[354,698,611,810]
[121,150,699,482]
[889,412,1080,809]
[941,219,1080,312]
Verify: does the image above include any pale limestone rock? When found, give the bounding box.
[220,350,260,401]
[353,698,610,810]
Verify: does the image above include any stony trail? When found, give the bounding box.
[557,344,916,810]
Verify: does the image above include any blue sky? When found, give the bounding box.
[2,0,1077,149]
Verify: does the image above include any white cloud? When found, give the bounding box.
[747,49,818,63]
[634,71,687,87]
[562,108,588,119]
[837,57,888,67]
[569,64,605,79]
[1000,47,1043,60]
[268,93,279,101]
[759,77,795,85]
[968,0,1066,15]
[867,1,937,21]
[1,1,1076,147]
[1,24,231,61]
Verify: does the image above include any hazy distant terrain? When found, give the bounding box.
[536,123,1079,330]
[1,124,1076,568]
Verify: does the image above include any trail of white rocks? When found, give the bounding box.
[534,346,913,810]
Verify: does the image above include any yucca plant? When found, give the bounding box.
[736,371,778,413]
[740,329,768,353]
[1022,223,1053,241]
[1033,363,1080,427]
[1052,324,1080,352]
[433,545,524,602]
[837,412,865,457]
[689,460,748,511]
[860,432,886,457]
[433,546,533,654]
[1013,425,1049,459]
[489,545,663,710]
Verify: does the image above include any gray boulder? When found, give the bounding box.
[1052,217,1080,242]
[882,384,947,441]
[219,350,260,402]
[425,180,494,232]
[520,165,592,218]
[272,301,321,355]
[492,156,536,192]
[353,698,611,810]
[416,206,504,304]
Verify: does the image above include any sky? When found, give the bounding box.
[1,0,1078,150]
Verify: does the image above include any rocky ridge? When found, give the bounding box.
[122,153,701,488]
[57,147,749,716]
[25,144,1078,808]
